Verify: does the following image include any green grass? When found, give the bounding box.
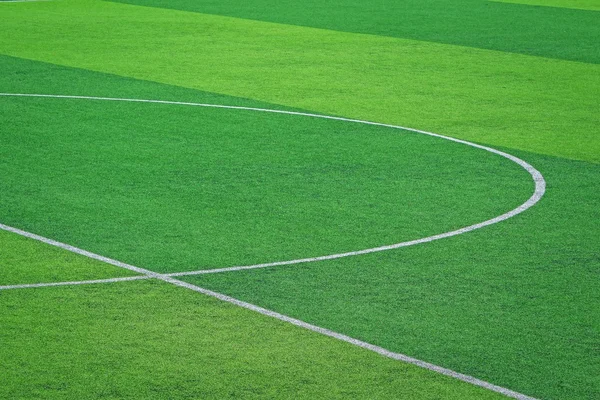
[0,279,505,399]
[492,0,600,11]
[0,0,598,162]
[186,149,600,399]
[0,1,598,399]
[111,0,600,63]
[0,229,137,286]
[0,61,532,271]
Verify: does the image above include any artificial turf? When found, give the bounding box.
[186,149,600,399]
[111,0,600,63]
[0,279,506,399]
[492,0,600,11]
[0,1,598,399]
[0,0,597,162]
[0,64,532,271]
[0,229,138,286]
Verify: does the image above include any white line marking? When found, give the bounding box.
[0,228,540,399]
[0,0,51,3]
[0,92,546,275]
[0,93,543,399]
[164,277,539,400]
[0,275,149,290]
[0,223,165,278]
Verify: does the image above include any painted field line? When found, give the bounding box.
[0,223,164,277]
[0,275,149,291]
[166,277,540,400]
[0,93,544,398]
[0,222,539,400]
[0,93,546,277]
[0,0,51,3]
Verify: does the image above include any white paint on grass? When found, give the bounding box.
[0,225,540,399]
[0,275,149,290]
[0,0,51,3]
[0,92,546,276]
[0,92,545,399]
[165,276,539,400]
[0,222,164,277]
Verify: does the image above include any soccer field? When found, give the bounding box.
[0,1,598,399]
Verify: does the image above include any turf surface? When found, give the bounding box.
[186,149,600,399]
[0,229,137,286]
[0,280,505,399]
[0,87,532,271]
[0,0,598,162]
[493,0,600,11]
[0,1,598,399]
[111,0,600,63]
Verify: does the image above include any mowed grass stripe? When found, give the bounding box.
[492,0,600,11]
[0,0,598,162]
[0,228,138,286]
[0,279,508,400]
[110,0,600,63]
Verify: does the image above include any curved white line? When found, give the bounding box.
[0,221,539,399]
[0,93,543,399]
[0,92,546,275]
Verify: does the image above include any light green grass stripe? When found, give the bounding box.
[491,0,600,11]
[0,0,597,162]
[0,275,148,290]
[0,0,50,3]
[0,227,137,286]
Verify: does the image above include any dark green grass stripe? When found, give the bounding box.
[0,93,532,271]
[0,227,138,286]
[0,58,534,273]
[185,149,600,400]
[109,0,600,64]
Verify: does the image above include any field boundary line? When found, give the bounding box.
[0,222,538,400]
[0,275,148,291]
[0,92,546,275]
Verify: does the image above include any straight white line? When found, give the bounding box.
[0,93,543,399]
[0,223,164,278]
[0,275,149,290]
[0,227,538,399]
[0,93,546,277]
[0,0,51,3]
[164,277,539,400]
